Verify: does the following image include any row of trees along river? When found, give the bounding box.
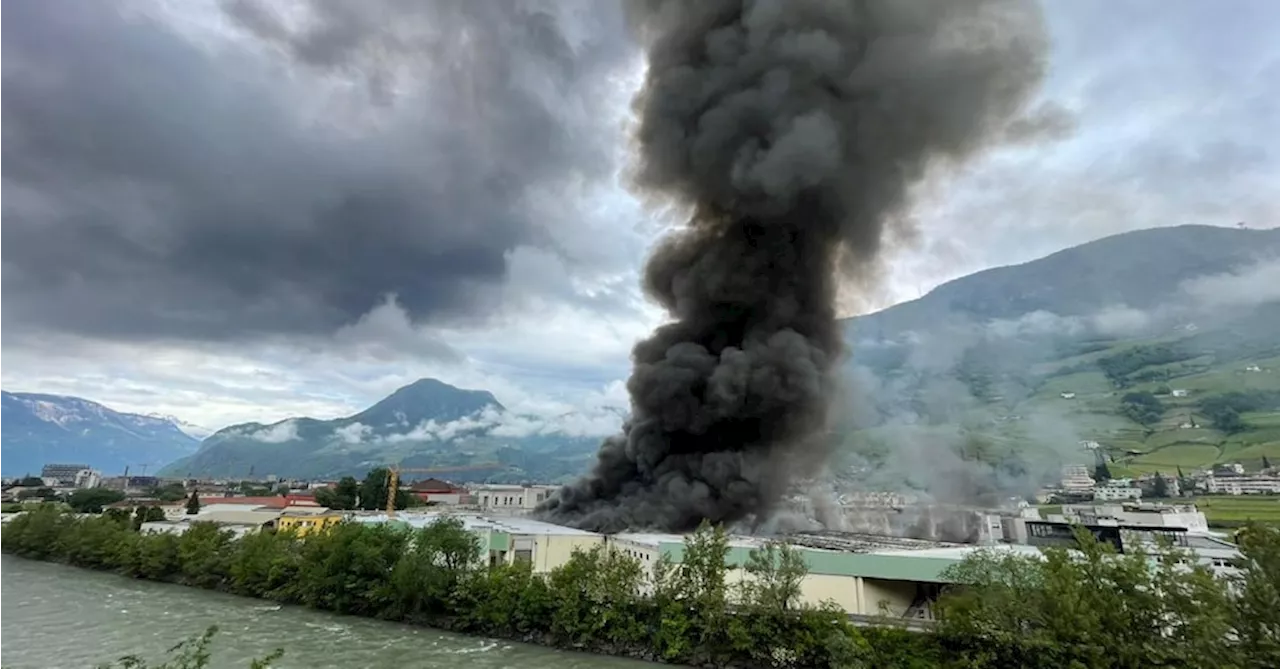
[2,505,1278,669]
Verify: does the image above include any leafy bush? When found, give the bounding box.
[7,506,1280,669]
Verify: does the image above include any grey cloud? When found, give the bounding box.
[1179,258,1280,311]
[1,0,635,346]
[884,0,1280,296]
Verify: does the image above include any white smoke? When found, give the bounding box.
[244,419,300,443]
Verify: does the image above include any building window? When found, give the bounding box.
[514,549,533,565]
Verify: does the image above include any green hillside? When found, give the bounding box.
[836,302,1280,497]
[833,224,1280,501]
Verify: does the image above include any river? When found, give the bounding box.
[0,555,653,668]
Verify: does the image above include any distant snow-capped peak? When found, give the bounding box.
[147,413,214,440]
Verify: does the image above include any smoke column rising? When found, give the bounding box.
[537,0,1051,532]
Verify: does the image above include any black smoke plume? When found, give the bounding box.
[538,0,1051,533]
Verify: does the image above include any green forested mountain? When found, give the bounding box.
[158,378,604,481]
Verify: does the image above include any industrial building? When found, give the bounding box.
[352,511,1037,621]
[469,484,558,512]
[138,496,342,537]
[40,463,91,487]
[353,511,602,572]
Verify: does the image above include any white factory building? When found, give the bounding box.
[353,498,1243,623]
[355,511,1037,621]
[1204,474,1280,495]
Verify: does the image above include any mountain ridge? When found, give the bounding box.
[1,391,200,476]
[846,224,1280,341]
[159,379,602,481]
[9,224,1279,485]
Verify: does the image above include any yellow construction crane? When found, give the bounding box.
[383,462,501,517]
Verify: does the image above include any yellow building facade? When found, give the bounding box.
[276,511,345,536]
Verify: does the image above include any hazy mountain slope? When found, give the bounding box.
[1,392,200,476]
[834,226,1280,504]
[848,225,1280,341]
[158,378,605,480]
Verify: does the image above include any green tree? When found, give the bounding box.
[937,526,1239,669]
[133,505,166,530]
[67,488,127,513]
[185,491,201,515]
[357,468,409,511]
[176,523,234,589]
[315,476,360,510]
[383,518,479,621]
[1232,523,1280,666]
[17,486,58,501]
[739,540,807,612]
[96,625,283,669]
[544,545,646,647]
[148,482,188,503]
[1152,474,1169,499]
[1120,391,1166,426]
[226,530,299,600]
[358,468,391,511]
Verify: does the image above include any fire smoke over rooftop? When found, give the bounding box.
[538,0,1052,533]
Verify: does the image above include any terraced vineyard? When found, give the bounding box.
[1042,343,1280,476]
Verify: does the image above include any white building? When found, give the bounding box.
[142,509,283,538]
[1093,480,1142,501]
[1205,474,1280,495]
[73,469,102,489]
[471,484,557,512]
[356,511,601,572]
[1060,465,1096,492]
[1054,502,1209,533]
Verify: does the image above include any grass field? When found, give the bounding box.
[1021,336,1280,475]
[1036,496,1280,528]
[1191,495,1280,525]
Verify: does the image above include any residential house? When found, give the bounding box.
[407,478,470,505]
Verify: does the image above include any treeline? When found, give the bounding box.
[1097,342,1197,386]
[312,467,412,511]
[1199,390,1280,434]
[4,507,1280,669]
[1120,390,1166,426]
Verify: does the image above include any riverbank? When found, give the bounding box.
[1,506,912,668]
[0,555,650,669]
[5,506,1278,668]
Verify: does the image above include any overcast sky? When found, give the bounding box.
[3,0,1277,433]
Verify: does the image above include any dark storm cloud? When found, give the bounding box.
[1,0,634,345]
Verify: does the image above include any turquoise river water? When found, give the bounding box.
[0,555,652,668]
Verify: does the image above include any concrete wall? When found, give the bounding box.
[531,534,606,573]
[799,573,861,613]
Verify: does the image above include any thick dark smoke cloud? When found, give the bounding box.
[538,0,1052,533]
[1,0,632,345]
